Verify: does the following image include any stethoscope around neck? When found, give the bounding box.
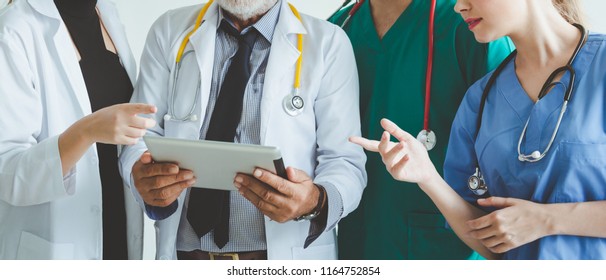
[164,0,306,123]
[338,0,439,151]
[468,23,587,196]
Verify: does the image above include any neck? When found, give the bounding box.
[369,0,412,39]
[370,0,412,12]
[54,0,98,18]
[222,9,265,32]
[509,2,581,68]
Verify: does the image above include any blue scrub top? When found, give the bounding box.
[444,34,606,260]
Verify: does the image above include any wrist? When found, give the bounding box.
[75,115,96,145]
[295,184,326,221]
[62,117,95,147]
[543,203,562,236]
[418,168,442,191]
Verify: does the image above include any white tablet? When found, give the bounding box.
[143,136,286,191]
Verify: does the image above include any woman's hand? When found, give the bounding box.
[467,197,553,254]
[349,118,439,185]
[83,103,157,145]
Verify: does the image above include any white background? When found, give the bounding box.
[1,0,605,260]
[114,0,606,64]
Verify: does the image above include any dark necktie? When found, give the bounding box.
[187,21,258,249]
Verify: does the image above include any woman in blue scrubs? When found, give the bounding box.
[351,0,606,259]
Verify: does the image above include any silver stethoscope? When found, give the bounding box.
[339,0,439,151]
[468,24,587,196]
[165,0,306,122]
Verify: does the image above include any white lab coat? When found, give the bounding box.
[0,0,9,10]
[119,1,366,260]
[0,0,143,259]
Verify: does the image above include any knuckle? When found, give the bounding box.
[261,190,273,202]
[158,189,169,200]
[153,176,164,187]
[180,181,191,189]
[504,233,514,242]
[495,212,506,223]
[496,224,506,233]
[164,165,176,174]
[255,199,266,210]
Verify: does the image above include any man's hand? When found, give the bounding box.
[234,167,322,223]
[132,151,196,207]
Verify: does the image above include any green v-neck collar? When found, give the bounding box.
[362,0,423,51]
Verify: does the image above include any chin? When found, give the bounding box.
[471,31,501,44]
[217,0,279,21]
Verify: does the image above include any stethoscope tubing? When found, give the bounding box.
[340,0,438,143]
[168,0,306,121]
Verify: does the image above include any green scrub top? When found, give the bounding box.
[329,0,514,260]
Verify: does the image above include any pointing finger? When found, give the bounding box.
[349,136,379,152]
[126,103,157,115]
[377,131,391,155]
[380,118,415,143]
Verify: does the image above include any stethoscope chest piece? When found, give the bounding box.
[468,167,488,196]
[416,129,437,151]
[283,91,304,116]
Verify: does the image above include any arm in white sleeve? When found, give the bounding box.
[312,26,367,232]
[0,30,73,206]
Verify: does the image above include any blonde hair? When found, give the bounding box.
[552,0,586,25]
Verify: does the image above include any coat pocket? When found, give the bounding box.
[16,231,75,260]
[164,119,199,139]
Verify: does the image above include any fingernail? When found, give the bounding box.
[170,167,179,173]
[235,176,243,183]
[234,182,241,189]
[188,179,196,185]
[254,169,262,178]
[184,173,194,180]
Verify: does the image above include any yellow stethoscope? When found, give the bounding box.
[165,0,305,122]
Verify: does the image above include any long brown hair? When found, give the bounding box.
[552,0,586,25]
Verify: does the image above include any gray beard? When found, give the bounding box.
[216,0,279,21]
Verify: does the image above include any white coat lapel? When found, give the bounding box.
[28,0,91,116]
[260,1,307,143]
[188,3,219,126]
[96,0,137,85]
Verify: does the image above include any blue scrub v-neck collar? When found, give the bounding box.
[495,34,600,153]
[497,35,598,117]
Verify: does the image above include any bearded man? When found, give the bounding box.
[119,0,367,260]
